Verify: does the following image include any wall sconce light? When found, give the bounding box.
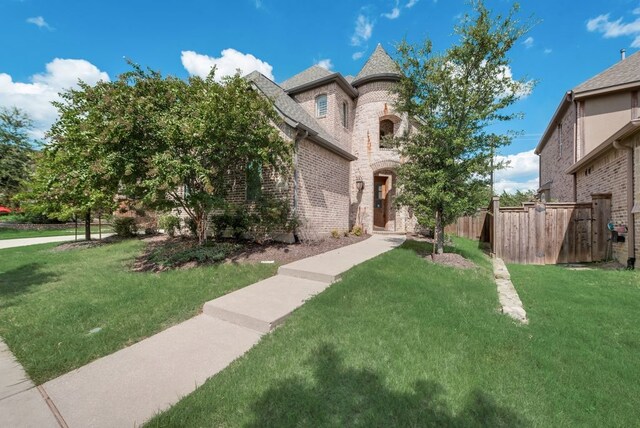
[356,179,365,192]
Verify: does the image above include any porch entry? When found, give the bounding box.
[373,171,395,230]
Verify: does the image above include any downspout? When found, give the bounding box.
[293,129,308,242]
[613,138,635,267]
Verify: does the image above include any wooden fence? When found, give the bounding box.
[447,194,611,265]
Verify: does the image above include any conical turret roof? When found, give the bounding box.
[351,44,401,87]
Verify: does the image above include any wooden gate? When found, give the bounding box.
[447,194,611,265]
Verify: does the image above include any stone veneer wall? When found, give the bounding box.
[349,80,415,233]
[576,147,629,263]
[539,103,576,202]
[296,138,350,239]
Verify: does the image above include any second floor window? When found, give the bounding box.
[316,94,327,118]
[379,119,395,149]
[341,102,348,128]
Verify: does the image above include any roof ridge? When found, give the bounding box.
[573,49,640,94]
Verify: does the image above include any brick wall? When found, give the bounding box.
[296,138,350,239]
[576,147,628,263]
[539,103,576,201]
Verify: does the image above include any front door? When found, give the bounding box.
[373,176,387,228]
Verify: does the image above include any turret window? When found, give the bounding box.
[379,119,395,149]
[316,94,327,118]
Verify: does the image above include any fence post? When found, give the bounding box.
[492,196,500,257]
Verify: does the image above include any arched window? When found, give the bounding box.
[379,119,395,149]
[315,94,327,118]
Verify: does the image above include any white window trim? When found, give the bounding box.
[315,94,327,118]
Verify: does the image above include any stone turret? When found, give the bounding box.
[349,44,415,234]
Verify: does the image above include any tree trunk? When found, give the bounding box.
[196,211,208,245]
[435,209,444,254]
[84,210,92,241]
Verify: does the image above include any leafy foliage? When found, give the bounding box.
[394,0,534,253]
[112,217,138,237]
[19,63,292,245]
[0,107,38,207]
[158,214,181,237]
[499,189,536,207]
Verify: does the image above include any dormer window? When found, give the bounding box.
[316,94,327,118]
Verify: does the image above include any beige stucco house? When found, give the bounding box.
[535,49,640,266]
[244,44,416,240]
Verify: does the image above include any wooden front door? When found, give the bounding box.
[373,176,387,228]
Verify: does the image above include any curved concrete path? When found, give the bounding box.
[0,234,114,250]
[2,234,405,427]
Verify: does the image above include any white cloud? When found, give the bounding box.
[493,149,539,193]
[351,15,373,46]
[0,58,109,138]
[406,0,419,7]
[523,36,534,48]
[383,1,401,19]
[26,16,52,30]
[316,59,333,71]
[587,12,640,48]
[181,49,274,81]
[544,48,552,54]
[352,51,365,60]
[498,65,534,99]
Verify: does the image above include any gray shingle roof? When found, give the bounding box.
[280,65,332,91]
[351,44,401,87]
[573,50,640,94]
[245,71,355,160]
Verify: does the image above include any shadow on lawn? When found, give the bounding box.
[249,343,528,427]
[0,262,57,305]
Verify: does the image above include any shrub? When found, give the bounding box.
[351,225,363,237]
[331,229,341,239]
[185,217,198,237]
[113,217,138,238]
[211,206,250,239]
[159,215,180,237]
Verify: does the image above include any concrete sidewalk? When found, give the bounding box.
[4,234,405,427]
[0,234,113,250]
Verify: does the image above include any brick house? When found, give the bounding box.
[244,44,416,240]
[535,50,640,266]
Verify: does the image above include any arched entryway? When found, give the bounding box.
[373,169,397,231]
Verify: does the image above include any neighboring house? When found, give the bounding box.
[535,50,640,266]
[243,44,416,240]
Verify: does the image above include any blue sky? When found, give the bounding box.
[2,0,640,192]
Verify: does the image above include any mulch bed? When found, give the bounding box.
[132,234,371,272]
[407,233,477,269]
[52,235,124,252]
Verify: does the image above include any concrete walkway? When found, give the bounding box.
[0,234,113,250]
[3,234,404,427]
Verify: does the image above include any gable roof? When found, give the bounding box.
[280,65,358,98]
[280,65,332,91]
[351,44,401,87]
[245,71,356,161]
[573,50,640,96]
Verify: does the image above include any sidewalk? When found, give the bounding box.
[1,234,405,427]
[0,234,113,250]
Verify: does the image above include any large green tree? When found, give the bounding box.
[395,0,533,253]
[0,107,37,207]
[23,64,290,244]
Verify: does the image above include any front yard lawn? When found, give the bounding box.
[0,240,276,384]
[146,238,640,427]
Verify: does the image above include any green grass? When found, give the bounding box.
[0,240,276,384]
[146,238,640,427]
[0,226,113,240]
